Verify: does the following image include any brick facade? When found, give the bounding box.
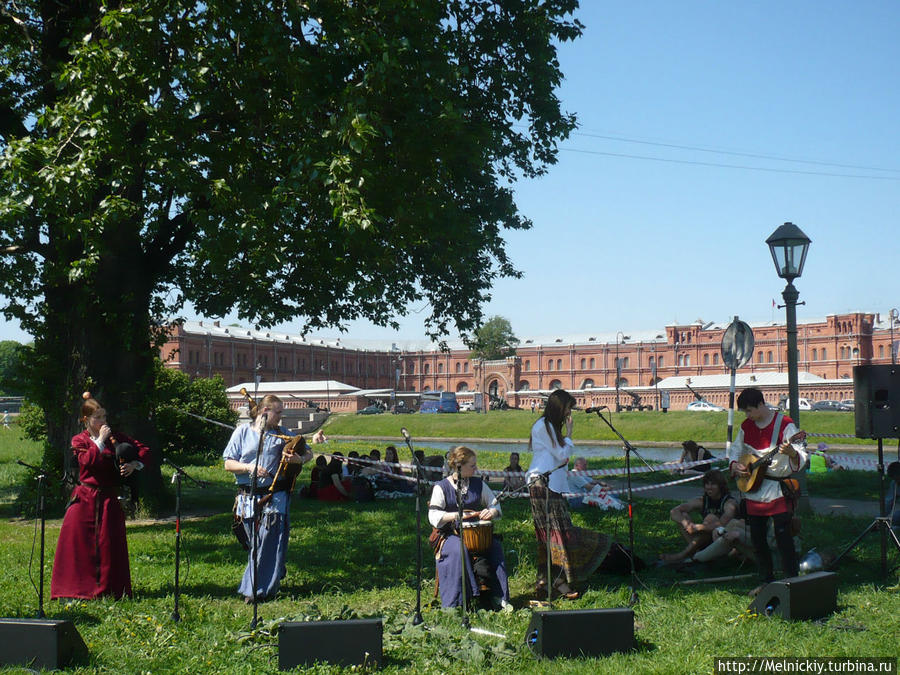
[160,312,898,410]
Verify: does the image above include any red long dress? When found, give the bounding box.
[50,430,151,600]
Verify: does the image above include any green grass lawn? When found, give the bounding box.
[0,425,897,674]
[322,409,875,448]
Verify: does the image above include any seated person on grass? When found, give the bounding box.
[566,456,612,509]
[660,469,738,564]
[676,440,716,474]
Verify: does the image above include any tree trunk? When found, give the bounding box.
[33,227,167,512]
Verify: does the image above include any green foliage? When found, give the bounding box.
[0,0,583,479]
[469,316,519,360]
[15,399,47,443]
[151,361,237,465]
[0,340,28,395]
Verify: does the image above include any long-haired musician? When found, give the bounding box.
[727,387,807,592]
[526,389,611,600]
[51,392,151,600]
[223,394,310,602]
[427,446,510,610]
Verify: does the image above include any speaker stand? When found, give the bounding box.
[829,438,900,576]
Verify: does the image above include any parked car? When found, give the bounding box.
[458,402,475,412]
[391,401,415,414]
[840,399,855,410]
[686,400,725,412]
[777,396,813,411]
[356,404,384,415]
[811,400,845,412]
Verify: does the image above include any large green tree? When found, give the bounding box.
[470,315,519,360]
[0,1,582,488]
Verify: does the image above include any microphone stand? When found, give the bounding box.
[18,460,57,618]
[456,465,469,628]
[589,410,648,606]
[162,457,209,622]
[249,413,267,629]
[527,462,565,608]
[399,429,424,626]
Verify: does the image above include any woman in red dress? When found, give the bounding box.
[51,393,151,600]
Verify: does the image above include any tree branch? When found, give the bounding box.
[0,6,35,54]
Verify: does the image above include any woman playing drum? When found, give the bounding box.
[427,446,510,610]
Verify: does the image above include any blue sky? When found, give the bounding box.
[2,2,898,346]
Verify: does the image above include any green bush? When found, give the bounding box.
[16,399,47,443]
[152,362,237,465]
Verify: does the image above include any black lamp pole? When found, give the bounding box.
[767,222,812,512]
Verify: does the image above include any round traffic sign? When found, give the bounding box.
[721,318,754,370]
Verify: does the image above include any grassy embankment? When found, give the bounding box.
[322,409,874,448]
[0,422,897,674]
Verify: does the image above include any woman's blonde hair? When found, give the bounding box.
[253,394,283,419]
[447,445,476,471]
[80,391,104,425]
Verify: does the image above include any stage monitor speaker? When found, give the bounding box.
[278,618,382,670]
[854,365,900,439]
[0,618,88,669]
[747,571,837,620]
[525,608,633,659]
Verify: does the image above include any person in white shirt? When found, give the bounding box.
[566,456,616,510]
[526,390,611,600]
[727,388,807,589]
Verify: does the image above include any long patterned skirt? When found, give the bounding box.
[529,478,611,587]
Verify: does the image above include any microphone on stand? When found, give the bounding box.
[526,459,570,487]
[401,427,411,443]
[584,406,608,414]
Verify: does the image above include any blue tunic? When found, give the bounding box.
[223,424,291,600]
[433,477,510,608]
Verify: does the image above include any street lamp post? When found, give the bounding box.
[615,332,630,412]
[766,222,811,511]
[766,222,811,424]
[321,361,331,412]
[391,345,401,411]
[890,309,899,365]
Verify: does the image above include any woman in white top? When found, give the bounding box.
[527,390,611,600]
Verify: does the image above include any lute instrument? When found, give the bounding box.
[736,430,807,493]
[237,387,309,498]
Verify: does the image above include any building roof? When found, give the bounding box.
[226,380,359,396]
[177,310,897,353]
[656,371,828,390]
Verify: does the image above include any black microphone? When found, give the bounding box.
[400,427,410,442]
[584,406,608,413]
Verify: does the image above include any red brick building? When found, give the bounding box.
[159,312,899,410]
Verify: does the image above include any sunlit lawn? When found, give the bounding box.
[0,426,897,674]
